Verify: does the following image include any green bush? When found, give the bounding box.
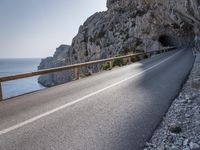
[131,56,136,62]
[102,62,111,70]
[134,55,141,62]
[113,58,122,67]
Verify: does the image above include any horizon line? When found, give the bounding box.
[0,57,44,59]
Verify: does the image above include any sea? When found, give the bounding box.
[0,58,45,99]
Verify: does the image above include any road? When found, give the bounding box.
[0,48,195,150]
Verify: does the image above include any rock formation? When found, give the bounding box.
[38,45,73,87]
[38,0,200,87]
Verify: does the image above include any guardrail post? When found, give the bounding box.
[0,82,3,101]
[128,57,131,64]
[74,66,80,80]
[109,61,113,69]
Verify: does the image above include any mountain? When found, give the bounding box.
[38,0,200,87]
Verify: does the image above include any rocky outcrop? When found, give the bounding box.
[38,0,200,87]
[38,45,73,87]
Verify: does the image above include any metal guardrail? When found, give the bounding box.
[0,46,176,100]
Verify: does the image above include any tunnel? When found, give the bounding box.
[158,35,175,47]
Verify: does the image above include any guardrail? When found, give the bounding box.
[0,46,176,100]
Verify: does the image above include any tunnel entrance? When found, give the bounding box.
[158,35,175,47]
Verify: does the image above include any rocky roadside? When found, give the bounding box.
[144,51,200,150]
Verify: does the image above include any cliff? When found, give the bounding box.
[38,45,72,87]
[38,0,200,87]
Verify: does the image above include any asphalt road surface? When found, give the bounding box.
[0,48,195,150]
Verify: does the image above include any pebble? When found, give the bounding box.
[185,95,190,100]
[183,146,190,150]
[183,139,189,146]
[195,121,200,125]
[188,100,192,104]
[168,123,182,134]
[180,99,188,104]
[189,142,200,150]
[185,114,191,118]
[157,144,165,150]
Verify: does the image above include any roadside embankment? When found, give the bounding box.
[145,50,200,150]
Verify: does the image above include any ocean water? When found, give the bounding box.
[0,58,45,99]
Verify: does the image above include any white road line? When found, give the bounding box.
[0,50,181,136]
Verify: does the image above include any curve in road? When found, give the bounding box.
[0,48,195,150]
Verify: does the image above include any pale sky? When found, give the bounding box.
[0,0,107,58]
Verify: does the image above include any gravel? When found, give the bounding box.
[144,51,200,150]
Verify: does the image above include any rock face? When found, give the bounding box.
[38,45,73,87]
[38,0,200,87]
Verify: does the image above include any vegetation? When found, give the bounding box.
[102,62,111,70]
[131,55,141,62]
[101,47,148,71]
[113,56,124,67]
[120,47,132,55]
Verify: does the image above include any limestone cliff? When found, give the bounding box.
[38,45,72,87]
[38,0,200,87]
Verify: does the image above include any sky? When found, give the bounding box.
[0,0,107,58]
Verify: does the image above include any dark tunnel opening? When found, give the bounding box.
[158,35,175,47]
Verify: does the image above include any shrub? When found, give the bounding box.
[113,56,124,67]
[134,55,141,62]
[102,62,111,70]
[131,56,136,62]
